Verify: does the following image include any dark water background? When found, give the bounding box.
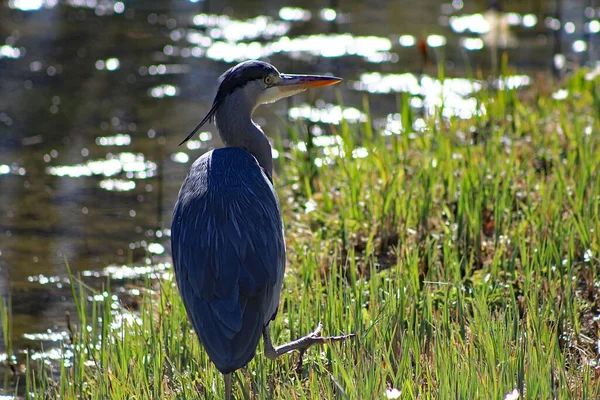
[0,0,599,390]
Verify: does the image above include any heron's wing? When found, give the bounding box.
[171,150,285,374]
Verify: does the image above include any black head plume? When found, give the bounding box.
[179,61,279,145]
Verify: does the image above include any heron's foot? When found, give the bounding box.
[295,323,356,374]
[263,322,356,374]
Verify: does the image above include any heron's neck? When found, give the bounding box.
[215,94,273,178]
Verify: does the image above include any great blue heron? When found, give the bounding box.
[171,60,354,399]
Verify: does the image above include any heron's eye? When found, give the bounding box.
[264,76,272,85]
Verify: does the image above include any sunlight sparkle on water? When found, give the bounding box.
[426,35,446,47]
[99,179,136,192]
[313,135,343,147]
[102,262,171,280]
[110,311,142,332]
[522,14,537,28]
[461,37,484,50]
[505,13,522,26]
[185,140,203,150]
[554,54,566,70]
[198,131,212,141]
[30,348,73,362]
[319,8,337,21]
[96,58,120,71]
[292,134,349,166]
[47,153,156,179]
[193,14,290,42]
[399,35,416,47]
[95,134,131,146]
[149,84,179,98]
[186,31,213,46]
[573,40,587,53]
[450,13,490,34]
[23,331,69,342]
[288,103,366,125]
[352,72,421,94]
[171,152,190,163]
[353,73,487,119]
[564,22,576,34]
[65,0,122,14]
[588,20,600,34]
[113,1,124,13]
[27,274,67,285]
[545,17,561,31]
[279,7,311,21]
[496,75,531,89]
[286,34,392,61]
[8,0,57,11]
[106,58,119,70]
[191,33,393,63]
[0,45,22,59]
[147,243,165,254]
[139,64,192,75]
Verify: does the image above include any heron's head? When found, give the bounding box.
[180,61,342,145]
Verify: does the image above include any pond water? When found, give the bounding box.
[0,0,599,391]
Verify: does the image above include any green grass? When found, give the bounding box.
[2,67,600,399]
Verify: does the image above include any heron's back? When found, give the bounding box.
[171,147,285,374]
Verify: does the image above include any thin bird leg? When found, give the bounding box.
[224,373,232,400]
[263,323,355,374]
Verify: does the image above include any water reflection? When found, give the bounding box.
[23,331,68,341]
[95,134,131,146]
[193,14,289,41]
[288,103,366,124]
[0,45,22,59]
[178,32,394,63]
[91,262,171,280]
[149,84,179,98]
[65,0,124,14]
[461,37,484,50]
[99,178,136,192]
[27,274,68,285]
[8,0,57,11]
[399,35,416,47]
[47,153,157,180]
[95,57,120,71]
[170,152,190,163]
[0,165,26,176]
[426,34,447,48]
[353,73,482,118]
[278,7,311,22]
[352,72,530,119]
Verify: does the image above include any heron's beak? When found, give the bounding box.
[276,74,342,92]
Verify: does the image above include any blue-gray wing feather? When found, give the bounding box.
[171,148,285,374]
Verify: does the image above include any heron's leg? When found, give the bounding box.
[224,373,232,400]
[263,323,354,373]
